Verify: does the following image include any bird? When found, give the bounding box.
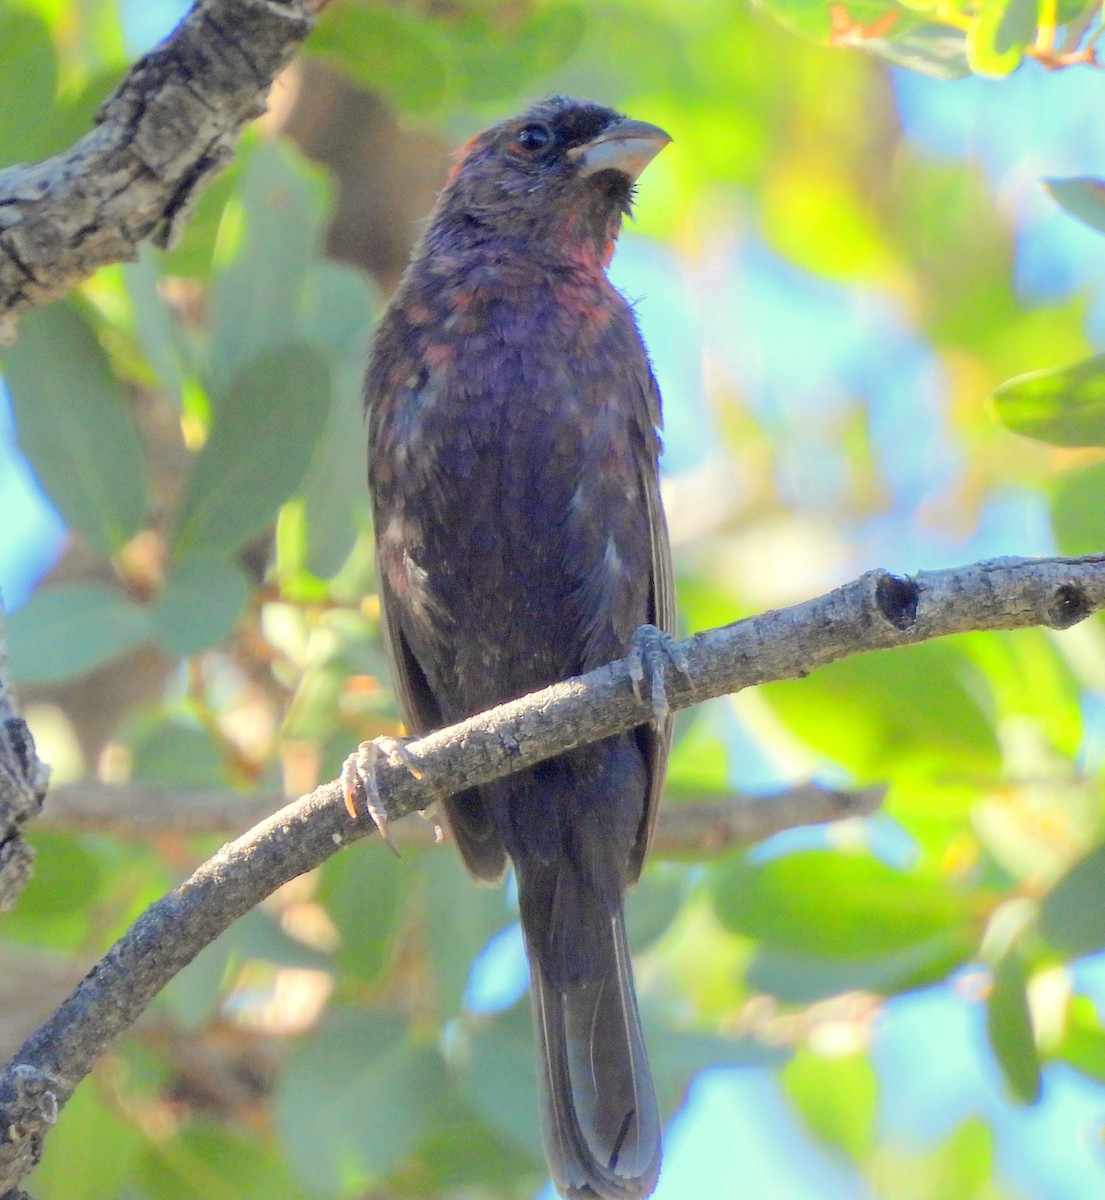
[346,95,675,1200]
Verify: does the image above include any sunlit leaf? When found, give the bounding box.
[993,353,1105,447]
[309,4,449,114]
[761,640,999,780]
[208,142,330,393]
[0,11,57,166]
[985,949,1041,1103]
[782,1048,877,1161]
[966,0,1035,76]
[709,848,979,957]
[1055,995,1105,1084]
[173,343,332,554]
[858,25,972,78]
[3,302,147,554]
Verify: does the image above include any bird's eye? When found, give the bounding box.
[513,123,552,155]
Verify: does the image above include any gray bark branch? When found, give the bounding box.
[40,778,884,853]
[0,552,1102,1192]
[0,0,316,328]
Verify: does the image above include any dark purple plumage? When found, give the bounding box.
[364,96,675,1199]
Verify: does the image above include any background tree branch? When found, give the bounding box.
[38,778,885,852]
[0,0,317,329]
[1,551,1103,1193]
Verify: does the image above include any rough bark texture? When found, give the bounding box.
[0,0,315,330]
[1,551,1103,1193]
[0,617,48,916]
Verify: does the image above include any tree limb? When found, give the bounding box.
[0,552,1102,1192]
[0,0,317,328]
[0,613,48,915]
[40,779,885,853]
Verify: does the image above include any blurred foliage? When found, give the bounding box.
[2,0,1105,1198]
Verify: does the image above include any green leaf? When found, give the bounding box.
[152,552,251,656]
[7,583,151,683]
[123,248,186,403]
[38,66,126,158]
[454,6,587,102]
[276,1009,446,1193]
[993,353,1105,447]
[173,343,332,555]
[421,851,514,1014]
[782,1048,877,1162]
[294,261,376,577]
[139,1123,312,1200]
[747,929,975,1002]
[986,949,1041,1103]
[1052,462,1105,556]
[625,866,686,951]
[163,908,328,1028]
[1046,177,1105,236]
[317,839,406,985]
[130,721,229,787]
[761,640,999,780]
[966,0,1035,76]
[0,11,57,166]
[29,1077,142,1200]
[859,25,972,79]
[208,141,330,392]
[709,849,978,958]
[159,154,242,278]
[3,302,147,554]
[459,1004,543,1156]
[1055,995,1105,1084]
[1040,841,1105,957]
[17,831,102,918]
[310,5,449,114]
[417,1109,544,1191]
[647,1025,784,1113]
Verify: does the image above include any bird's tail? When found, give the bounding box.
[526,900,661,1200]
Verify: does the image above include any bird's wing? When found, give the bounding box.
[626,370,676,884]
[376,564,509,882]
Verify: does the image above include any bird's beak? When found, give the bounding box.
[568,118,671,182]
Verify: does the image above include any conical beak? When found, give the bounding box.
[568,118,671,182]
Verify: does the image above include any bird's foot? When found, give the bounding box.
[341,736,423,855]
[628,624,690,728]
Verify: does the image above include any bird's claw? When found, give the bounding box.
[628,624,689,728]
[341,736,423,855]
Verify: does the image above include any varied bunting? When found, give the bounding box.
[353,96,674,1200]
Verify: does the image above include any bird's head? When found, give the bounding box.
[429,96,671,265]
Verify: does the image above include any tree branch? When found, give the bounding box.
[0,0,316,327]
[0,613,48,916]
[1,552,1102,1192]
[39,779,884,853]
